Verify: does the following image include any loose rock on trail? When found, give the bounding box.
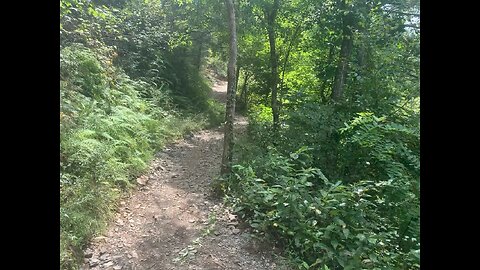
[82,80,290,270]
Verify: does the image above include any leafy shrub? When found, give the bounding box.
[61,45,108,99]
[339,112,420,255]
[60,44,214,269]
[205,99,225,127]
[224,112,419,269]
[205,52,228,79]
[244,102,347,180]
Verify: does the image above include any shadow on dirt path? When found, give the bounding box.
[82,81,291,270]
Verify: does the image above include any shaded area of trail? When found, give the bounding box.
[82,80,290,270]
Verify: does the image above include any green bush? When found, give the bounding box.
[60,43,214,269]
[205,52,228,79]
[224,113,419,269]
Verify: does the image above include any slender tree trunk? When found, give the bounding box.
[235,64,241,93]
[265,0,280,129]
[332,0,354,102]
[240,72,250,109]
[195,37,203,71]
[221,0,237,175]
[320,43,335,102]
[279,23,302,108]
[267,28,279,127]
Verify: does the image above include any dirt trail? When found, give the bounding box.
[82,80,289,270]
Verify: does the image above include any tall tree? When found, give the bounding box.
[264,0,281,128]
[332,0,354,102]
[221,0,238,174]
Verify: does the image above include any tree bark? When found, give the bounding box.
[332,0,354,102]
[195,36,203,71]
[240,72,250,109]
[265,0,280,129]
[235,64,241,93]
[279,22,302,108]
[221,0,237,175]
[320,43,335,102]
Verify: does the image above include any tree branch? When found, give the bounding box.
[384,10,420,17]
[404,24,420,29]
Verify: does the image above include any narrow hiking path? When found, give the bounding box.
[82,80,289,270]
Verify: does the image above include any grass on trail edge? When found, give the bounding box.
[60,98,224,270]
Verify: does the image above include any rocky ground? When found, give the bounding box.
[81,81,291,270]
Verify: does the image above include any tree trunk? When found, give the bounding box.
[235,64,241,93]
[240,72,250,110]
[265,0,280,129]
[320,43,335,102]
[195,36,203,71]
[332,1,354,102]
[221,0,237,175]
[279,22,302,108]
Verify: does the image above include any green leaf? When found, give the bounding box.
[337,257,345,267]
[335,218,346,228]
[331,239,339,250]
[264,193,274,201]
[356,234,366,241]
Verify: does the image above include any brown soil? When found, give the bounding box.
[81,80,291,270]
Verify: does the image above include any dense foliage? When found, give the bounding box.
[60,0,420,269]
[220,0,420,269]
[60,0,225,268]
[224,112,419,269]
